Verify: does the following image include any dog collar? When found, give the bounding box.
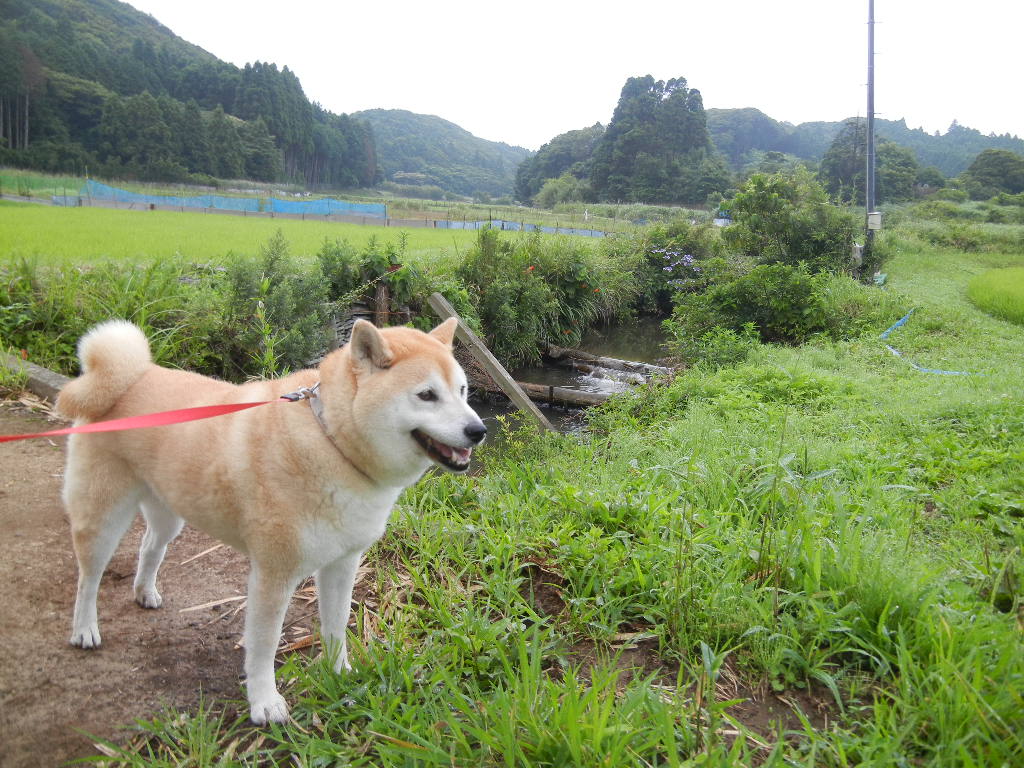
[280,383,328,429]
[280,383,373,483]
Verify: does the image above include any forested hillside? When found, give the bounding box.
[514,76,731,206]
[353,109,529,200]
[706,108,1024,177]
[0,0,377,186]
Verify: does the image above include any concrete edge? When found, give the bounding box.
[2,354,71,403]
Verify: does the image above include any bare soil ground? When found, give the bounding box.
[0,404,311,768]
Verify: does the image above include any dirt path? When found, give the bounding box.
[0,404,307,767]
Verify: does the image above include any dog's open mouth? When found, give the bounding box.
[411,429,472,472]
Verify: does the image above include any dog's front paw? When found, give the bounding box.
[134,585,163,609]
[70,624,101,649]
[249,692,290,725]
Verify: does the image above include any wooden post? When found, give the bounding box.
[375,282,390,327]
[427,293,555,432]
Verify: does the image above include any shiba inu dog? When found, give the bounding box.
[56,318,485,724]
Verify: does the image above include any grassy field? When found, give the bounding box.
[55,233,1021,765]
[0,200,479,265]
[967,266,1024,325]
[0,167,658,234]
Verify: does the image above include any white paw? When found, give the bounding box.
[70,624,102,649]
[249,691,290,725]
[333,655,352,674]
[134,586,163,609]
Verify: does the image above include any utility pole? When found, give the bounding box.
[866,0,877,249]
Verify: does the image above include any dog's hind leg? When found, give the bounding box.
[64,454,142,649]
[133,497,184,609]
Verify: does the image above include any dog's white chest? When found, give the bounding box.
[298,485,400,571]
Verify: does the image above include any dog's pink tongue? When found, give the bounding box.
[453,447,471,463]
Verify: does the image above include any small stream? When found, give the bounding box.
[474,316,669,434]
[509,316,668,395]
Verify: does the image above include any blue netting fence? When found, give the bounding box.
[81,180,260,211]
[67,180,386,217]
[436,219,607,238]
[268,197,385,217]
[49,182,611,237]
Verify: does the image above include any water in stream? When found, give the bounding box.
[508,316,668,395]
[474,316,668,434]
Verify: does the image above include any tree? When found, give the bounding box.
[876,141,919,203]
[514,124,603,202]
[820,118,920,204]
[588,75,729,204]
[960,149,1024,198]
[205,105,244,179]
[722,169,860,275]
[533,173,586,208]
[818,118,866,203]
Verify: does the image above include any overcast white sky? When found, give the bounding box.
[125,0,1022,151]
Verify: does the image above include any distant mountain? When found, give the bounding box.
[0,0,377,186]
[706,108,1024,176]
[353,109,530,199]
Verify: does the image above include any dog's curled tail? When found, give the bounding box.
[56,320,152,422]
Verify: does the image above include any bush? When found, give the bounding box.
[456,228,639,365]
[664,322,760,369]
[930,187,968,203]
[0,258,209,375]
[911,199,984,222]
[663,264,908,356]
[629,219,725,313]
[722,170,863,276]
[197,231,329,379]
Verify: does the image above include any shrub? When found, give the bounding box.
[930,187,969,203]
[0,258,205,375]
[692,263,825,344]
[628,218,725,313]
[198,231,329,379]
[456,228,639,365]
[911,199,984,222]
[663,264,908,357]
[722,169,862,276]
[664,322,760,369]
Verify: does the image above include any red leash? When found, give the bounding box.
[0,398,291,444]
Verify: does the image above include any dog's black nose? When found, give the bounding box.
[464,423,487,444]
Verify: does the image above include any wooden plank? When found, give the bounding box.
[545,344,671,376]
[516,382,609,407]
[427,293,555,432]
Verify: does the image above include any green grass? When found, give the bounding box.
[966,266,1024,325]
[69,236,1024,765]
[0,200,478,265]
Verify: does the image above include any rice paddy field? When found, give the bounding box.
[967,266,1024,325]
[0,199,479,266]
[2,195,1023,765]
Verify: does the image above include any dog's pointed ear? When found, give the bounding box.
[429,317,458,348]
[349,319,393,371]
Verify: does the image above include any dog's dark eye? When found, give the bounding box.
[418,389,438,402]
